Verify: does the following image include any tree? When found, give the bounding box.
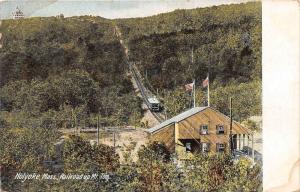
[183,154,262,192]
[210,80,261,121]
[133,142,175,192]
[163,88,190,116]
[242,119,261,132]
[0,127,60,191]
[63,135,119,173]
[59,135,120,191]
[223,157,262,192]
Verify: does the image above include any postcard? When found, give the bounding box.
[0,1,299,191]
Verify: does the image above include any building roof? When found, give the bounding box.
[148,97,160,104]
[147,106,208,134]
[147,106,251,134]
[13,7,24,15]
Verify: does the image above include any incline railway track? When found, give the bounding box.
[129,62,165,123]
[114,24,166,123]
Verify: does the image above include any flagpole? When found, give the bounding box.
[207,73,210,107]
[193,79,196,108]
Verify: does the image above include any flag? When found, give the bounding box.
[185,82,194,92]
[202,76,209,88]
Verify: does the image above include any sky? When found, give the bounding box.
[0,0,253,20]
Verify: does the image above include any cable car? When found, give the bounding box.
[148,97,161,112]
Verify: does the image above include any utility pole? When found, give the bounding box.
[207,73,210,107]
[252,134,254,161]
[193,79,196,108]
[113,132,116,152]
[191,46,194,64]
[229,97,233,155]
[75,113,77,135]
[97,115,100,145]
[71,108,75,135]
[164,109,167,120]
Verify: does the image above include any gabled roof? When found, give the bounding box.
[147,106,208,134]
[148,97,160,104]
[147,106,252,134]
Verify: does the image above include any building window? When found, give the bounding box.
[216,125,225,134]
[200,125,209,135]
[216,143,225,152]
[202,143,210,153]
[185,142,192,152]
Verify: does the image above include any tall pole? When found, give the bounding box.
[189,88,193,108]
[191,46,194,64]
[207,73,210,107]
[113,132,116,152]
[97,115,99,145]
[188,46,194,71]
[193,79,196,108]
[164,109,167,120]
[252,134,254,161]
[229,97,233,155]
[72,108,75,135]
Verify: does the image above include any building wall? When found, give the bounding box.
[176,108,250,156]
[149,107,251,159]
[149,123,175,153]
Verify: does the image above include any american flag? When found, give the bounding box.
[185,82,194,92]
[202,76,209,88]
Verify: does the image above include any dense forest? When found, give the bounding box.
[116,1,261,120]
[0,128,261,191]
[117,2,261,85]
[0,16,142,128]
[0,2,261,127]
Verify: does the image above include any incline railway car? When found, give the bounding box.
[148,97,162,112]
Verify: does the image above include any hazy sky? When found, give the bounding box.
[0,0,253,20]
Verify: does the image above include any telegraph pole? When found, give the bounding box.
[207,73,210,107]
[229,97,233,155]
[113,132,116,152]
[191,46,194,64]
[252,134,254,161]
[164,109,167,120]
[97,115,100,145]
[75,113,77,135]
[71,108,75,135]
[193,79,196,108]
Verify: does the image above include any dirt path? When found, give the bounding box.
[59,127,149,163]
[114,25,129,56]
[99,129,148,163]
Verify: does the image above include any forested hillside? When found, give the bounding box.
[0,16,142,128]
[0,2,261,128]
[117,1,261,120]
[117,2,261,85]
